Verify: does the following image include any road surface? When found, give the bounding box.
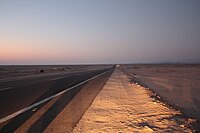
[0,66,114,132]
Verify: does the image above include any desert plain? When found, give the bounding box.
[121,64,200,120]
[0,65,112,79]
[0,64,200,132]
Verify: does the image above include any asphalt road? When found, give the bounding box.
[0,66,114,130]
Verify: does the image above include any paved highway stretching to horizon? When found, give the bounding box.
[0,66,115,132]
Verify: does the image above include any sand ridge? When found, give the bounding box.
[73,68,193,132]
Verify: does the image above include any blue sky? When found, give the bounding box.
[0,0,200,64]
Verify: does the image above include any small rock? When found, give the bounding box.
[180,124,185,128]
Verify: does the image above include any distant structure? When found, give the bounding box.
[116,65,120,68]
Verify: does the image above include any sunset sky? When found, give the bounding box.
[0,0,200,64]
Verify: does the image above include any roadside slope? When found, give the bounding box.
[73,68,194,132]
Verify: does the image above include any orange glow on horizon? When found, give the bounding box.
[0,39,92,63]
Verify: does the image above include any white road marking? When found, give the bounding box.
[0,87,13,91]
[0,69,113,123]
[50,77,65,81]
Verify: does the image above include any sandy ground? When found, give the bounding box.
[120,64,200,120]
[73,68,194,132]
[0,65,112,79]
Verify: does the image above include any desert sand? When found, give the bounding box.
[73,68,195,132]
[120,64,200,121]
[0,65,112,79]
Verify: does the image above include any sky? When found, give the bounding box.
[0,0,200,65]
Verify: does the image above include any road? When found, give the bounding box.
[0,66,115,132]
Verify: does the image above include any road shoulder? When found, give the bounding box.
[73,68,193,132]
